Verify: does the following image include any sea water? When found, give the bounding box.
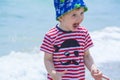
[0,0,120,80]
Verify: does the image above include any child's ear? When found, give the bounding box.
[58,17,62,22]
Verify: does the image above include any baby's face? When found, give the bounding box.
[59,8,84,31]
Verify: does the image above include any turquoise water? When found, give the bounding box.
[0,0,120,55]
[0,0,120,80]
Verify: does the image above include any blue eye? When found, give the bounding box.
[72,14,77,17]
[80,12,84,15]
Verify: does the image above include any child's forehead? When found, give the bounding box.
[68,8,84,14]
[58,7,84,20]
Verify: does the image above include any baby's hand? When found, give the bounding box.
[51,70,67,80]
[91,66,110,80]
[90,65,103,80]
[91,68,103,80]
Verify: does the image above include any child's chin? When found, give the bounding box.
[69,26,78,31]
[70,29,77,32]
[72,27,78,31]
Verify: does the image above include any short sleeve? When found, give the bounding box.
[83,29,93,51]
[40,34,54,54]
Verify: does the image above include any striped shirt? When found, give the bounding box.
[40,25,93,80]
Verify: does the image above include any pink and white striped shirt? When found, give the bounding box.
[40,25,93,80]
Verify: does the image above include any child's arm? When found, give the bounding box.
[84,50,110,80]
[44,52,66,80]
[84,49,103,80]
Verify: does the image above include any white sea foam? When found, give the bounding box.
[0,50,47,80]
[90,26,120,63]
[0,26,120,80]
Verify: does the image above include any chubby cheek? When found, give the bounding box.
[81,16,84,21]
[81,16,84,22]
[64,19,73,26]
[79,18,83,24]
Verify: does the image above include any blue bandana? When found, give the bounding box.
[54,0,88,20]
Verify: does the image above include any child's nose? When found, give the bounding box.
[76,15,82,22]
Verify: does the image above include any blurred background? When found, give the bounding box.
[0,0,120,80]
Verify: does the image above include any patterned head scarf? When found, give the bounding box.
[54,0,88,20]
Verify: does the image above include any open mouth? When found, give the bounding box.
[73,23,79,29]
